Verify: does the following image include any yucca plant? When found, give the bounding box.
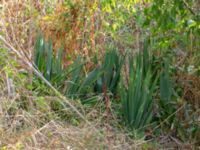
[64,56,85,98]
[97,49,124,94]
[62,48,124,105]
[79,48,124,96]
[34,34,64,83]
[120,48,157,130]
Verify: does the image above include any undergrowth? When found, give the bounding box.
[0,0,200,149]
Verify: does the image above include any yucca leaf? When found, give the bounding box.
[95,77,103,93]
[34,33,45,71]
[55,46,63,74]
[67,56,83,96]
[103,50,114,86]
[79,67,102,93]
[110,55,124,92]
[81,95,102,105]
[46,39,53,81]
[143,38,150,75]
[160,59,172,101]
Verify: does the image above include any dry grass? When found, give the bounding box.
[0,72,148,149]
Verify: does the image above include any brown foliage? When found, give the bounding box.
[39,1,100,67]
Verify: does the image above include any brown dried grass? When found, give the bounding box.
[0,71,147,150]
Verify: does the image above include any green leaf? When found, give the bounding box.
[160,60,172,101]
[46,39,53,81]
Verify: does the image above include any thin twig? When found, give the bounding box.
[182,0,196,16]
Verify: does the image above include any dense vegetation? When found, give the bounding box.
[0,0,199,149]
